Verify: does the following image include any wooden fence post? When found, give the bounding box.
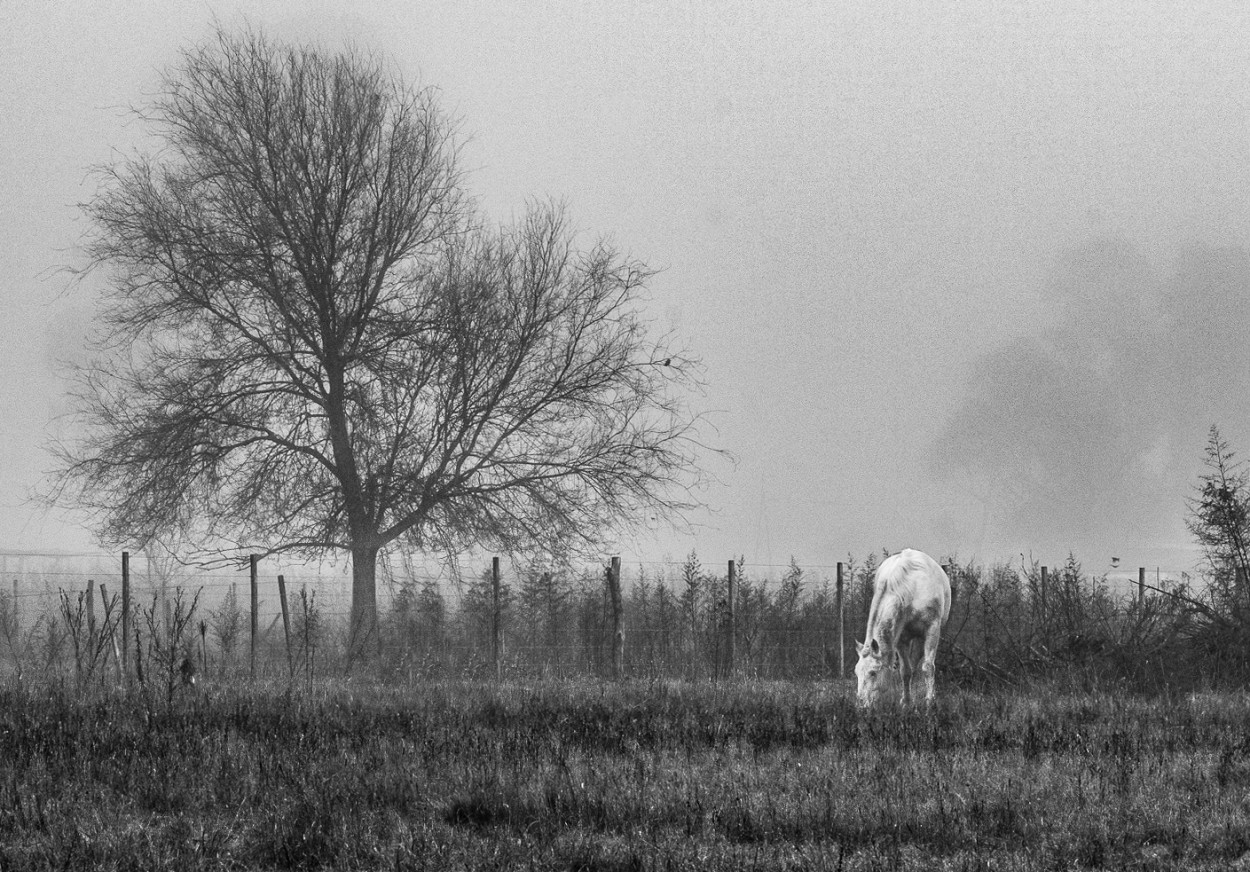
[1138,567,1146,605]
[981,567,989,659]
[250,554,259,679]
[99,583,120,677]
[1040,565,1048,612]
[726,559,737,677]
[278,574,293,677]
[86,579,96,655]
[608,556,624,680]
[121,552,130,679]
[492,556,502,681]
[863,566,872,633]
[836,562,845,679]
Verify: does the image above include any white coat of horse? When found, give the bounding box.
[855,549,951,706]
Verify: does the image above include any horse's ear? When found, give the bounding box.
[870,639,880,656]
[855,639,866,656]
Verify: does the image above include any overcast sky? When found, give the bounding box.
[3,1,1249,575]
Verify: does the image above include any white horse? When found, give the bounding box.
[855,549,951,706]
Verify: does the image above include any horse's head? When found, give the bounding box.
[854,638,897,706]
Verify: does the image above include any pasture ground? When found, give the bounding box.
[1,678,1248,870]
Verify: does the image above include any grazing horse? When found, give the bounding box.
[855,549,951,706]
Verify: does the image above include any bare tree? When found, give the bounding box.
[209,583,244,672]
[139,587,202,706]
[294,585,322,681]
[57,584,123,689]
[1187,425,1250,616]
[55,27,711,664]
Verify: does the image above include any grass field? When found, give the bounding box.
[1,677,1249,870]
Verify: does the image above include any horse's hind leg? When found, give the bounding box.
[921,622,942,704]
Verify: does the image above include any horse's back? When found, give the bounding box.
[874,548,951,628]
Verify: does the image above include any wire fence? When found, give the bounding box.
[0,548,1222,690]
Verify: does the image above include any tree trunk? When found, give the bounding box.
[348,544,379,668]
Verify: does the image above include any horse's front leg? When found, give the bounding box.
[897,644,914,705]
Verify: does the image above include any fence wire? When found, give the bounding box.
[0,550,1219,687]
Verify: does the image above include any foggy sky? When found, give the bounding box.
[3,1,1250,574]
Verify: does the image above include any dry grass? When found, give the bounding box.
[0,678,1248,870]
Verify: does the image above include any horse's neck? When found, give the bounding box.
[868,595,904,648]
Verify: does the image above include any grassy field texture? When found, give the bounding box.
[2,679,1249,871]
